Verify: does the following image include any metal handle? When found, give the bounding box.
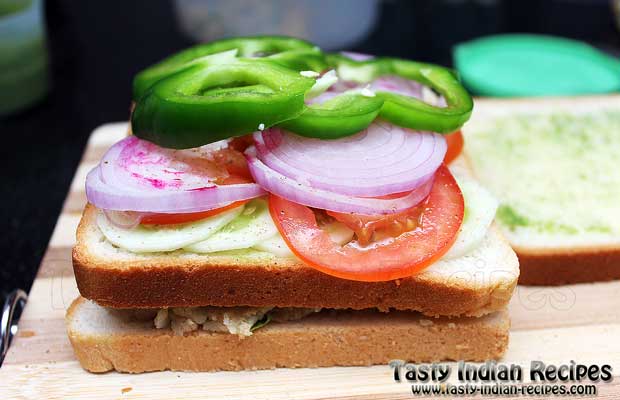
[1,289,28,367]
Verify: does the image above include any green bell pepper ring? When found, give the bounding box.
[263,49,327,73]
[327,54,473,133]
[132,49,238,102]
[131,60,316,149]
[133,35,325,100]
[280,92,384,139]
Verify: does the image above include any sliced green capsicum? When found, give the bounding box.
[280,92,384,139]
[133,35,326,100]
[327,54,473,133]
[275,70,383,139]
[132,59,315,149]
[264,48,327,73]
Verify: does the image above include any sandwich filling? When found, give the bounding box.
[155,306,321,337]
[84,37,479,283]
[95,173,497,262]
[106,305,322,337]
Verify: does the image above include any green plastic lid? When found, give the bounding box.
[453,34,620,97]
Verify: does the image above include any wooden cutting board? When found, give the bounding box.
[2,96,620,399]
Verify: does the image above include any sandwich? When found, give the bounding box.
[66,35,519,373]
[462,96,620,285]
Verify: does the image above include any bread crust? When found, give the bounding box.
[73,205,517,316]
[66,297,510,373]
[517,247,620,285]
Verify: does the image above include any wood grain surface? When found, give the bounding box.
[2,97,620,399]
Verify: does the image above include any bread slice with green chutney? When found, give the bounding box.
[463,95,620,285]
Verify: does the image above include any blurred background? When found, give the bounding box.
[1,0,619,300]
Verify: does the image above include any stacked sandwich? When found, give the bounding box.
[67,36,519,373]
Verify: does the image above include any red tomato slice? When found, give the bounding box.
[140,200,248,225]
[444,130,464,164]
[328,186,437,245]
[218,173,254,185]
[269,165,464,282]
[327,207,423,246]
[210,147,254,182]
[229,134,254,152]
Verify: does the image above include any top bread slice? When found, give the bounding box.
[462,95,620,285]
[73,204,518,317]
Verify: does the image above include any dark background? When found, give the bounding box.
[1,0,619,301]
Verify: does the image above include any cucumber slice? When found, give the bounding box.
[253,234,294,257]
[97,206,243,253]
[252,221,352,257]
[185,199,278,253]
[443,175,498,259]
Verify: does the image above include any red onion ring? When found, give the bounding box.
[86,137,265,212]
[308,75,423,106]
[369,75,423,98]
[253,124,446,197]
[340,51,375,61]
[246,147,435,215]
[103,209,144,229]
[87,166,263,212]
[99,136,224,192]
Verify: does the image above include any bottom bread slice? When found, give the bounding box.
[66,297,510,373]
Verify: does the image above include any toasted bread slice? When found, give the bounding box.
[73,155,518,314]
[73,202,518,316]
[66,297,510,373]
[463,95,620,285]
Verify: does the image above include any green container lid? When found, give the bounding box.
[453,34,620,97]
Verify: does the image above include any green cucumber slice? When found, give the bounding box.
[185,199,278,253]
[443,174,498,259]
[97,206,243,253]
[252,234,294,257]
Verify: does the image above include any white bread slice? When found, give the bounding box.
[66,297,510,373]
[463,95,620,285]
[73,202,518,316]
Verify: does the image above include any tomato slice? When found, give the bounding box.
[327,207,423,246]
[228,134,254,152]
[140,200,248,225]
[269,165,464,282]
[444,130,464,164]
[328,187,437,245]
[210,147,254,182]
